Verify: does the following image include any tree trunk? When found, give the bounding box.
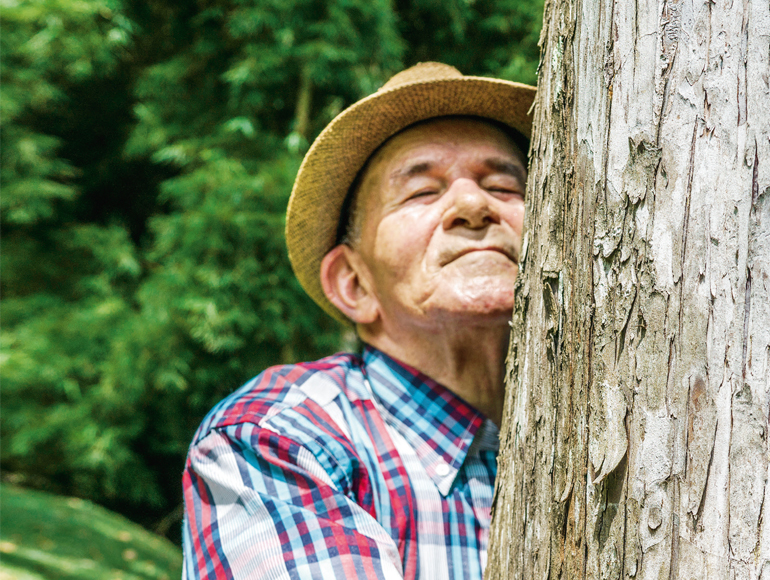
[486,0,770,577]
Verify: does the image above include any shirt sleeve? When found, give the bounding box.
[182,423,404,580]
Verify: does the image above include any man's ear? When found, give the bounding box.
[320,245,379,325]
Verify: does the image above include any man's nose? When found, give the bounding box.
[441,178,500,230]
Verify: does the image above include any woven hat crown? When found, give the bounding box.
[379,62,463,91]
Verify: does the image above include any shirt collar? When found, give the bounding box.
[361,345,493,495]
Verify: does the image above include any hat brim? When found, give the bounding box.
[286,75,536,325]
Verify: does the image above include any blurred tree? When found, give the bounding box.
[1,0,133,225]
[1,0,169,515]
[1,0,543,541]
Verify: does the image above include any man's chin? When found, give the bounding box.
[423,280,516,321]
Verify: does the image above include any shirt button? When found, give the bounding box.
[435,463,451,477]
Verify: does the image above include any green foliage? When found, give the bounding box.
[0,483,182,579]
[1,0,133,224]
[396,0,543,84]
[1,0,544,540]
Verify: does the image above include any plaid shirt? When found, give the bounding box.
[182,346,499,579]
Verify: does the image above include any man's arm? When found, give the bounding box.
[182,424,404,580]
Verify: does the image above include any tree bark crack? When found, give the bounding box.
[692,419,717,527]
[668,479,681,580]
[742,268,752,380]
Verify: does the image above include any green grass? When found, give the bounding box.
[0,483,182,580]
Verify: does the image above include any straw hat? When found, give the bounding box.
[286,62,536,324]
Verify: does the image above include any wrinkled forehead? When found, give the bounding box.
[360,116,527,198]
[369,116,526,176]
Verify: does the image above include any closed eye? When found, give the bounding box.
[487,187,520,193]
[487,187,524,198]
[407,189,440,200]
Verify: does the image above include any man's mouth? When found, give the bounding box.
[440,245,519,266]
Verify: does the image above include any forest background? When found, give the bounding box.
[1,0,543,555]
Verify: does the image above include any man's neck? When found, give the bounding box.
[359,320,510,426]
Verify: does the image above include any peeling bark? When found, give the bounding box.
[486,0,770,578]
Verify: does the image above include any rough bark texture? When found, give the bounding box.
[486,0,770,578]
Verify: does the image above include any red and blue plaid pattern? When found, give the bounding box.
[183,346,499,579]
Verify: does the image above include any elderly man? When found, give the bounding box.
[183,62,535,579]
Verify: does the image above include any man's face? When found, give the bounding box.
[352,117,527,328]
